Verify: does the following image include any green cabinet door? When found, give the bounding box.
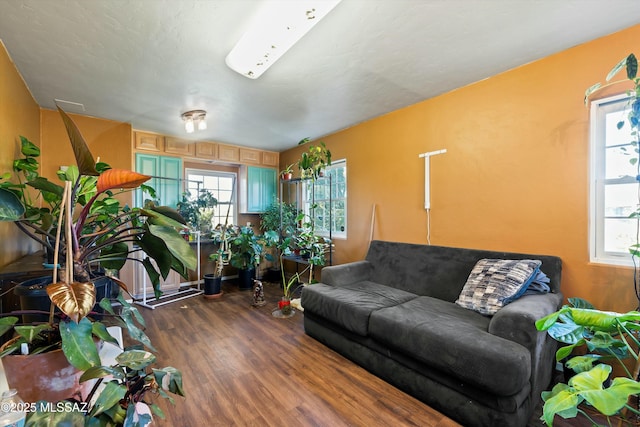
[160,156,182,208]
[135,153,182,208]
[246,166,276,213]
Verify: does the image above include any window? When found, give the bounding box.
[303,159,347,238]
[185,169,237,227]
[590,94,638,265]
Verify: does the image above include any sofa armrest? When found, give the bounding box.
[488,293,563,352]
[489,292,564,406]
[320,261,373,287]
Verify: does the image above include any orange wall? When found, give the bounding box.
[281,24,640,313]
[0,41,41,268]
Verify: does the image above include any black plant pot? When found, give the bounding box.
[14,275,112,323]
[203,274,222,296]
[237,268,255,291]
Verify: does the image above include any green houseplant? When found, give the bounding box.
[229,225,265,290]
[297,137,331,179]
[0,107,194,425]
[295,212,331,284]
[259,199,298,280]
[280,164,294,180]
[205,223,237,297]
[176,189,218,238]
[536,298,640,426]
[0,108,196,298]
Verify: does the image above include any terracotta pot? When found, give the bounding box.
[281,172,293,180]
[2,349,95,403]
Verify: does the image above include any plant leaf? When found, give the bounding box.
[91,321,120,346]
[124,402,153,427]
[26,176,64,198]
[14,324,50,344]
[26,407,85,425]
[0,188,25,221]
[571,364,640,415]
[59,317,101,370]
[153,366,185,396]
[96,169,150,193]
[541,383,580,426]
[606,56,629,82]
[148,225,197,271]
[0,317,18,337]
[138,233,173,279]
[99,242,129,271]
[89,381,126,418]
[47,281,96,323]
[56,106,99,176]
[19,136,40,156]
[80,365,125,383]
[116,349,156,370]
[626,53,637,79]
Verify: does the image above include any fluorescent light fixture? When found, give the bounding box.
[226,0,342,79]
[181,110,206,134]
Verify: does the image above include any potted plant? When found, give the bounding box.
[176,189,218,239]
[295,213,331,283]
[297,137,331,179]
[259,200,298,281]
[0,107,194,424]
[280,164,294,181]
[205,223,237,298]
[0,110,196,299]
[536,298,640,426]
[229,226,265,290]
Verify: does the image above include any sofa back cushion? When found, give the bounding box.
[365,240,562,302]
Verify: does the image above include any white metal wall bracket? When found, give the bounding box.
[418,149,447,210]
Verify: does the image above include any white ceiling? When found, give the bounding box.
[0,0,639,152]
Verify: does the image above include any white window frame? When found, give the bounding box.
[589,93,638,266]
[184,168,237,227]
[303,159,347,239]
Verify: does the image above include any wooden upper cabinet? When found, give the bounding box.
[134,131,275,166]
[218,144,240,162]
[261,151,278,167]
[134,132,163,152]
[164,137,195,156]
[195,142,218,160]
[239,148,261,165]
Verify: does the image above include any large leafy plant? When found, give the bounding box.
[536,298,640,426]
[0,107,196,296]
[176,189,218,236]
[0,107,194,424]
[229,225,266,270]
[0,293,184,426]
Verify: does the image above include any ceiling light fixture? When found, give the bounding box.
[225,0,342,79]
[181,110,207,134]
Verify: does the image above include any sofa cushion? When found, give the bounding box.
[368,296,531,396]
[301,282,418,336]
[456,259,542,315]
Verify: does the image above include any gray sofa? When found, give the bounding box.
[300,240,563,427]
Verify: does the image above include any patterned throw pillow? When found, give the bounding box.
[455,259,542,316]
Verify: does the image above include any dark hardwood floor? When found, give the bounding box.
[136,280,459,426]
[135,280,614,427]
